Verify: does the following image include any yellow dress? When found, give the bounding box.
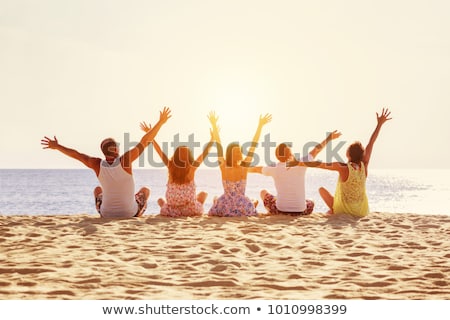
[333,162,369,217]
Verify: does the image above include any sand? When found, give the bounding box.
[0,212,449,300]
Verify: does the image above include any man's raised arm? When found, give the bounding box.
[41,136,100,173]
[123,107,172,166]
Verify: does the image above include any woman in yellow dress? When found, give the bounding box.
[312,108,392,217]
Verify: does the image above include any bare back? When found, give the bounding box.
[220,163,248,182]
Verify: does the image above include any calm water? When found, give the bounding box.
[0,169,449,215]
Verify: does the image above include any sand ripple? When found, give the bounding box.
[0,212,449,299]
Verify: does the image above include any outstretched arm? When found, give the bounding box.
[289,159,347,174]
[193,129,215,168]
[41,136,100,173]
[309,130,342,159]
[207,111,224,164]
[123,107,171,167]
[247,166,263,173]
[152,139,170,167]
[243,113,272,165]
[363,108,392,167]
[140,122,169,167]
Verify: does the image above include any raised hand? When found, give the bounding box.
[259,113,272,127]
[207,111,219,128]
[327,130,342,141]
[207,110,221,144]
[159,106,172,124]
[377,108,392,126]
[41,136,59,149]
[139,122,152,133]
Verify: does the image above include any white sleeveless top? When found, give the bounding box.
[97,158,138,218]
[261,155,312,212]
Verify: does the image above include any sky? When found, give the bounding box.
[1,0,449,169]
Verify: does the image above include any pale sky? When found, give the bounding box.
[1,0,449,169]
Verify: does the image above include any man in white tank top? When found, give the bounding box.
[41,107,171,218]
[249,130,341,215]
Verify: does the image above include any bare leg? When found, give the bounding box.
[134,187,150,217]
[138,186,150,201]
[260,189,269,201]
[197,191,208,204]
[94,186,102,198]
[157,198,166,208]
[253,199,259,208]
[93,186,102,216]
[319,187,334,214]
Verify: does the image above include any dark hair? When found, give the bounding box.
[347,141,365,163]
[169,146,194,184]
[225,143,241,167]
[100,138,117,157]
[275,143,290,162]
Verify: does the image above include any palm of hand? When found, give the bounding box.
[330,130,342,140]
[377,108,392,125]
[259,113,272,126]
[140,122,151,133]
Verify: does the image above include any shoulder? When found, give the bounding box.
[89,157,102,168]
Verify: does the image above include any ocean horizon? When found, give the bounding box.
[1,168,449,216]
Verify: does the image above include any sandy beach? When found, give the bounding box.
[0,212,449,300]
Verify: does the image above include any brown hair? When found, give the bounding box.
[169,146,194,184]
[100,138,117,157]
[347,141,365,163]
[275,143,290,162]
[225,143,241,167]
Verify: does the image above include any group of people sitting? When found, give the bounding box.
[41,107,391,219]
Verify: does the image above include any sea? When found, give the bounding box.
[0,169,449,216]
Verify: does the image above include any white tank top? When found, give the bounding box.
[97,158,138,218]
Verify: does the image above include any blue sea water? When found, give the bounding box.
[0,169,449,215]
